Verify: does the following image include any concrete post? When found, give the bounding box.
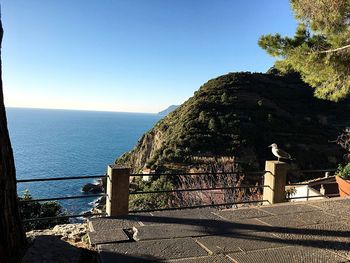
[263,161,288,204]
[106,165,131,216]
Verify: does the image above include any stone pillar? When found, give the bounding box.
[263,161,288,204]
[106,165,131,216]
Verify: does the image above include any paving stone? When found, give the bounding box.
[164,255,233,262]
[259,203,320,215]
[273,221,350,260]
[258,214,304,228]
[133,219,267,241]
[195,232,286,254]
[310,198,350,220]
[22,235,83,263]
[139,208,221,226]
[293,210,342,226]
[133,225,212,241]
[257,210,340,228]
[98,238,208,263]
[93,198,350,262]
[310,198,350,209]
[89,215,148,232]
[215,207,272,220]
[150,208,218,217]
[228,246,348,263]
[88,228,129,245]
[274,220,350,241]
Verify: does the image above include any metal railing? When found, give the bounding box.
[122,170,268,213]
[17,174,106,183]
[17,166,341,221]
[130,184,267,195]
[130,171,266,177]
[287,180,337,187]
[129,200,269,213]
[17,174,107,222]
[285,193,340,201]
[285,170,339,200]
[127,168,339,211]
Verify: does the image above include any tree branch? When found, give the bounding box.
[314,43,350,54]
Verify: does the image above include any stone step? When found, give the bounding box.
[195,232,286,254]
[214,207,273,220]
[144,208,220,225]
[88,228,130,245]
[98,237,208,263]
[227,246,347,263]
[257,210,341,228]
[132,218,266,241]
[164,255,233,262]
[88,215,144,232]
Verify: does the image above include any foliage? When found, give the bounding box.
[129,177,174,210]
[19,190,69,231]
[290,0,349,34]
[117,72,346,172]
[337,163,350,180]
[173,171,262,207]
[259,0,350,101]
[334,130,350,153]
[128,159,264,210]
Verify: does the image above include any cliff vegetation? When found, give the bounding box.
[116,72,350,173]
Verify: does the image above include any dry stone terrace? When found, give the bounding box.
[88,197,350,263]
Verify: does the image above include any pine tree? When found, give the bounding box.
[0,16,27,262]
[259,0,350,101]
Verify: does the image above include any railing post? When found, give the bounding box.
[263,161,288,204]
[106,165,130,216]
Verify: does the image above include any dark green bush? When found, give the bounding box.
[129,177,173,210]
[19,190,69,231]
[337,163,350,180]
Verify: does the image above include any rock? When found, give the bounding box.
[87,196,106,214]
[82,210,93,216]
[24,223,99,262]
[22,235,83,263]
[22,235,98,263]
[100,177,107,191]
[82,183,102,193]
[26,223,88,244]
[95,196,106,210]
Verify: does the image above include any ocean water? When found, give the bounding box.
[7,108,161,214]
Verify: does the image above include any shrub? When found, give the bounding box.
[129,177,174,210]
[208,118,217,131]
[337,163,350,180]
[19,190,69,231]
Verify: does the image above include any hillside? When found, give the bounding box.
[158,105,179,116]
[116,72,350,172]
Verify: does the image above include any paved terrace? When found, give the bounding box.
[88,198,350,263]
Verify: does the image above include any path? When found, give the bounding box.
[88,198,350,263]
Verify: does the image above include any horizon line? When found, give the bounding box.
[5,106,160,115]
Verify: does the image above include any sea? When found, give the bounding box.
[7,107,161,214]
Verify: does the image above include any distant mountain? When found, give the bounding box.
[117,72,350,173]
[158,105,179,116]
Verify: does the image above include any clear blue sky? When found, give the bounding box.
[1,1,297,113]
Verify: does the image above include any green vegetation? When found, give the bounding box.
[337,163,350,180]
[129,177,174,210]
[117,72,348,173]
[259,0,350,101]
[19,190,69,231]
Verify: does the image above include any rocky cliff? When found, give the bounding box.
[116,72,350,172]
